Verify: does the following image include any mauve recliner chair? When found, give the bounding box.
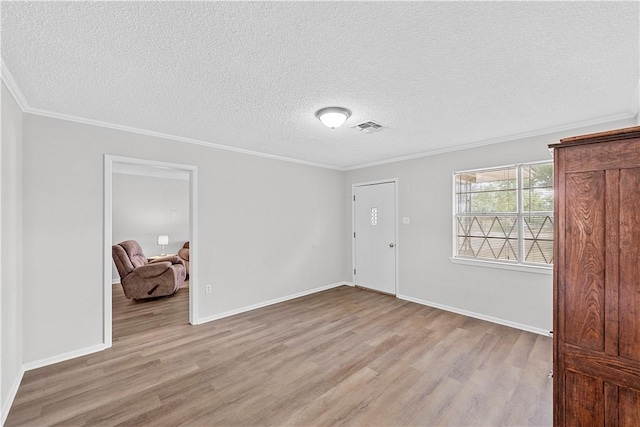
[178,241,190,276]
[112,240,186,300]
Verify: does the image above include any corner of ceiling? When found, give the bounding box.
[0,59,29,112]
[0,63,344,171]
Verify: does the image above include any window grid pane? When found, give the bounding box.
[523,214,554,264]
[454,162,553,266]
[457,215,518,262]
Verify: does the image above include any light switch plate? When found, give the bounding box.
[402,217,410,224]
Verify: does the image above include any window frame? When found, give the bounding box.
[451,160,553,274]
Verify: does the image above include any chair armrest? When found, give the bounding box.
[149,255,184,267]
[132,262,172,278]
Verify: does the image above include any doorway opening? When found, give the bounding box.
[103,155,198,348]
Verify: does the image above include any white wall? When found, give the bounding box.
[1,82,24,423]
[344,118,635,333]
[112,173,189,282]
[12,89,637,381]
[21,113,347,364]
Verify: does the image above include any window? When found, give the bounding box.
[453,161,553,268]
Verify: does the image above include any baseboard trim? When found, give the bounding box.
[195,281,352,325]
[1,366,25,425]
[23,343,109,372]
[397,294,551,337]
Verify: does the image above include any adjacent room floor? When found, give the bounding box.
[6,285,552,426]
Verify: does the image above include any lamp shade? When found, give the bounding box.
[157,235,169,245]
[316,107,351,129]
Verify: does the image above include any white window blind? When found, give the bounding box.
[454,161,553,267]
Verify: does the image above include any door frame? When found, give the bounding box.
[352,178,399,295]
[103,154,198,348]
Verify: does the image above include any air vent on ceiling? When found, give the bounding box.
[351,120,386,134]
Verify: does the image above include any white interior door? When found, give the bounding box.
[354,181,396,294]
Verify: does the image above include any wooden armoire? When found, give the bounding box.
[551,126,640,426]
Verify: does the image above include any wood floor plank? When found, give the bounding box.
[5,285,552,426]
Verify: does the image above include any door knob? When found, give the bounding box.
[389,243,395,248]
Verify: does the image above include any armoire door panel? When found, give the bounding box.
[565,370,604,426]
[619,168,640,362]
[564,171,606,351]
[619,385,640,426]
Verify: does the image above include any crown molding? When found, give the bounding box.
[15,101,638,173]
[343,112,636,171]
[3,56,636,172]
[0,59,342,171]
[24,107,344,171]
[0,60,29,111]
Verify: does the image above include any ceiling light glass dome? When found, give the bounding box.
[316,107,351,129]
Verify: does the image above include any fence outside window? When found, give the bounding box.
[454,161,553,267]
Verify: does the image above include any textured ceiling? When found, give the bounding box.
[2,1,638,169]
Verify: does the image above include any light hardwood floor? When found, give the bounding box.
[6,284,552,426]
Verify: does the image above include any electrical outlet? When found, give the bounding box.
[205,284,212,294]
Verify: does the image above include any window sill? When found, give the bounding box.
[450,257,553,275]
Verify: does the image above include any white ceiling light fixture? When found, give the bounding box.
[316,107,351,129]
